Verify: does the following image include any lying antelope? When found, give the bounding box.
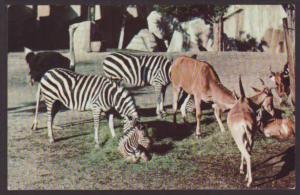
[227,76,258,187]
[257,109,295,141]
[171,55,275,137]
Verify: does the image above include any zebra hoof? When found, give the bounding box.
[195,133,202,139]
[161,112,167,119]
[53,125,63,130]
[49,138,55,144]
[31,123,37,130]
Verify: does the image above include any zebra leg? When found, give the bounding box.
[212,104,226,133]
[108,114,116,138]
[172,86,181,123]
[159,85,167,116]
[46,102,55,143]
[52,102,63,130]
[32,84,41,130]
[154,84,163,118]
[92,108,101,148]
[180,94,191,122]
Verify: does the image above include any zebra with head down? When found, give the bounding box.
[118,120,152,163]
[36,68,139,147]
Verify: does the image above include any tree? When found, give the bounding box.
[153,5,229,51]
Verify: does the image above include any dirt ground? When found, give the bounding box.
[7,52,295,190]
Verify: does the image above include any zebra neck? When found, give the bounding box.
[111,87,136,118]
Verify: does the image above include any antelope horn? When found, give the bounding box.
[238,75,245,99]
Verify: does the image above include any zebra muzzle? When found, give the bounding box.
[141,151,152,162]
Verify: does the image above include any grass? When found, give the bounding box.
[7,59,295,190]
[8,105,295,189]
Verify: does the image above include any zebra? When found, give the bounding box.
[34,68,139,147]
[118,122,152,163]
[103,52,173,118]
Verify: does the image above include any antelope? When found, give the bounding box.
[171,55,275,137]
[227,76,258,187]
[257,109,295,141]
[269,63,291,106]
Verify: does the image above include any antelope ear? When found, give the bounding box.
[251,87,261,93]
[233,90,239,100]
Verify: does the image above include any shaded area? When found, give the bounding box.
[55,132,91,142]
[150,142,174,155]
[145,120,195,141]
[223,32,268,52]
[253,145,295,187]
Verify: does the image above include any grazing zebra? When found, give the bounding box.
[103,52,172,118]
[118,123,152,163]
[35,68,138,147]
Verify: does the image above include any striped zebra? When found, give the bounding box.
[103,52,172,118]
[178,92,195,120]
[118,123,152,163]
[34,68,138,147]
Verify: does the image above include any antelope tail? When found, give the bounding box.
[239,75,245,99]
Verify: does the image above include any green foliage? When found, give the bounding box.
[153,4,229,23]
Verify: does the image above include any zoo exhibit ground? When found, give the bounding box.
[7,52,295,190]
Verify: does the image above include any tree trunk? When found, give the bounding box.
[283,8,295,108]
[213,17,223,51]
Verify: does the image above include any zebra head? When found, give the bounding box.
[119,121,152,163]
[133,124,152,162]
[135,123,152,151]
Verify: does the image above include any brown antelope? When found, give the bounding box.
[257,109,295,141]
[227,76,258,187]
[262,119,295,141]
[171,55,275,137]
[269,63,291,105]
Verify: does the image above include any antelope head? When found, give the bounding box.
[269,66,290,101]
[251,78,275,117]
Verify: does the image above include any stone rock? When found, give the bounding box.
[72,21,92,53]
[69,21,102,63]
[168,18,213,52]
[126,29,157,51]
[126,5,138,18]
[147,11,164,39]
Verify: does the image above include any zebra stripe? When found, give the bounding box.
[39,68,138,145]
[118,123,151,163]
[103,52,172,117]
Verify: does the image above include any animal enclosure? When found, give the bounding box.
[7,51,295,189]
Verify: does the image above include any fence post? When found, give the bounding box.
[283,17,295,108]
[213,17,223,51]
